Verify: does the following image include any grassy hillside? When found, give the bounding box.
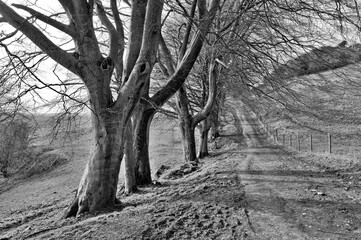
[263,63,361,169]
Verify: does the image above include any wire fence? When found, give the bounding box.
[265,125,361,157]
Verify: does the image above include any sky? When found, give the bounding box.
[1,0,361,113]
[0,0,82,114]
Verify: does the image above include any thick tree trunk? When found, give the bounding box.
[133,104,155,185]
[176,86,198,163]
[124,122,137,195]
[209,98,223,140]
[210,114,220,139]
[179,115,197,162]
[198,118,211,158]
[65,110,124,218]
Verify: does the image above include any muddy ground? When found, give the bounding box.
[1,106,361,239]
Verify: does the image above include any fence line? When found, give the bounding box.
[266,125,336,154]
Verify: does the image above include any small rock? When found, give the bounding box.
[214,209,222,215]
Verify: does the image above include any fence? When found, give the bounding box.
[265,126,361,156]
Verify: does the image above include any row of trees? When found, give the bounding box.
[0,0,360,217]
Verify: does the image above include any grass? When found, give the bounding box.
[264,63,361,170]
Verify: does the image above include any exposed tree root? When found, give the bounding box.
[64,196,123,218]
[64,197,79,218]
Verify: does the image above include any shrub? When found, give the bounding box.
[0,119,34,177]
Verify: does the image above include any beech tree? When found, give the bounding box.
[128,0,220,186]
[0,0,222,214]
[0,0,163,217]
[174,56,220,162]
[155,0,248,163]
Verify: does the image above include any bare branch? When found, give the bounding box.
[111,0,125,84]
[159,33,175,75]
[11,4,76,37]
[152,0,220,106]
[122,0,148,84]
[193,59,218,125]
[0,1,78,75]
[116,0,163,109]
[95,0,118,62]
[178,0,197,61]
[0,42,89,111]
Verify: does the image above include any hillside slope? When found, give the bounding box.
[1,103,361,239]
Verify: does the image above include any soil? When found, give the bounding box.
[1,105,361,239]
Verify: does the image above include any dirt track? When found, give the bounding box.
[235,102,361,239]
[1,104,361,239]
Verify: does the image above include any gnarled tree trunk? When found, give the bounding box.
[198,117,211,158]
[63,1,163,217]
[130,0,221,180]
[133,103,155,185]
[176,59,219,162]
[65,108,125,217]
[176,85,198,162]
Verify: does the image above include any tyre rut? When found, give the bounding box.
[233,101,361,239]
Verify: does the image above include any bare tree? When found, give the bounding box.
[0,0,163,217]
[128,0,221,186]
[0,0,223,215]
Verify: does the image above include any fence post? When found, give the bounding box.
[297,134,301,151]
[275,129,278,142]
[328,133,332,154]
[282,134,285,146]
[310,134,313,152]
[290,134,293,148]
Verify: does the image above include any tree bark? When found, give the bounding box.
[129,0,220,184]
[124,122,137,195]
[133,102,155,185]
[176,86,198,162]
[65,109,125,217]
[0,0,163,217]
[210,114,220,139]
[64,1,163,217]
[178,114,197,163]
[176,58,219,162]
[198,118,211,158]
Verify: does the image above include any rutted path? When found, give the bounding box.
[234,101,361,239]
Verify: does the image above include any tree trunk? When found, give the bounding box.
[176,86,198,162]
[179,115,197,162]
[198,118,211,158]
[65,110,124,218]
[210,113,220,139]
[124,122,137,195]
[133,103,155,185]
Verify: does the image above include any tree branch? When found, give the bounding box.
[116,0,163,111]
[159,33,175,75]
[0,1,78,75]
[122,0,148,84]
[95,0,118,62]
[11,4,77,38]
[0,42,89,111]
[111,0,125,84]
[178,0,197,61]
[192,59,218,125]
[151,0,220,106]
